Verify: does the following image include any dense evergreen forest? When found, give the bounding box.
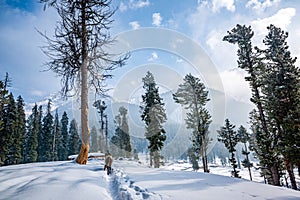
[0,75,81,165]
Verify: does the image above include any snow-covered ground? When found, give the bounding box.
[0,158,299,200]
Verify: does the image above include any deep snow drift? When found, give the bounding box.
[0,159,299,200]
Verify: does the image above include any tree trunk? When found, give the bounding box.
[76,58,90,164]
[270,164,281,186]
[153,151,160,168]
[298,163,300,177]
[76,0,90,165]
[244,143,252,181]
[286,159,297,190]
[149,151,153,167]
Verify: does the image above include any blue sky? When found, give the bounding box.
[0,0,300,103]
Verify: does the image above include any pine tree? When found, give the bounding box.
[4,93,17,165]
[39,0,128,165]
[141,71,167,168]
[237,125,253,181]
[24,104,39,163]
[52,110,62,161]
[41,100,54,161]
[37,105,44,162]
[10,95,26,165]
[223,24,281,186]
[218,119,240,178]
[173,73,211,173]
[90,126,99,152]
[68,119,80,156]
[60,111,69,160]
[260,25,300,190]
[0,75,10,165]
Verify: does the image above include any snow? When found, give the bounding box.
[0,158,299,200]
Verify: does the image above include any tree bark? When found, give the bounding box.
[76,57,90,164]
[270,164,281,186]
[76,0,90,165]
[286,159,297,190]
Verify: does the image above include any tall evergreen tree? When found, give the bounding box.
[24,104,39,163]
[41,100,54,161]
[0,75,10,165]
[60,111,69,160]
[68,119,80,156]
[39,0,128,165]
[260,25,300,190]
[53,110,62,161]
[4,93,17,165]
[223,24,281,186]
[173,73,211,173]
[218,119,240,178]
[10,95,26,165]
[237,125,253,181]
[141,71,167,168]
[37,105,44,162]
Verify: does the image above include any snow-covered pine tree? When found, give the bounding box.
[24,104,39,163]
[52,110,62,161]
[39,0,128,165]
[0,74,10,165]
[218,119,240,178]
[173,73,211,173]
[223,24,281,186]
[68,119,80,156]
[41,100,54,161]
[37,105,43,162]
[14,95,26,165]
[237,125,253,181]
[90,126,99,152]
[4,93,17,165]
[260,25,300,190]
[60,111,69,160]
[141,71,167,168]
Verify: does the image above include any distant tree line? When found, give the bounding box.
[0,75,81,166]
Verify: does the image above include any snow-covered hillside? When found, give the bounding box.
[1,159,299,200]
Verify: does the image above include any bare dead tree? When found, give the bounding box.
[39,0,129,164]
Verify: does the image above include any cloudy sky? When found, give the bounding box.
[0,0,300,104]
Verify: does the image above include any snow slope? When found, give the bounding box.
[0,159,299,200]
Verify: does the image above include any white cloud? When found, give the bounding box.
[129,0,150,9]
[206,30,222,50]
[152,13,162,26]
[246,0,281,12]
[119,2,128,12]
[212,0,235,13]
[251,8,296,36]
[147,52,158,61]
[119,0,150,11]
[129,21,140,30]
[220,68,251,103]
